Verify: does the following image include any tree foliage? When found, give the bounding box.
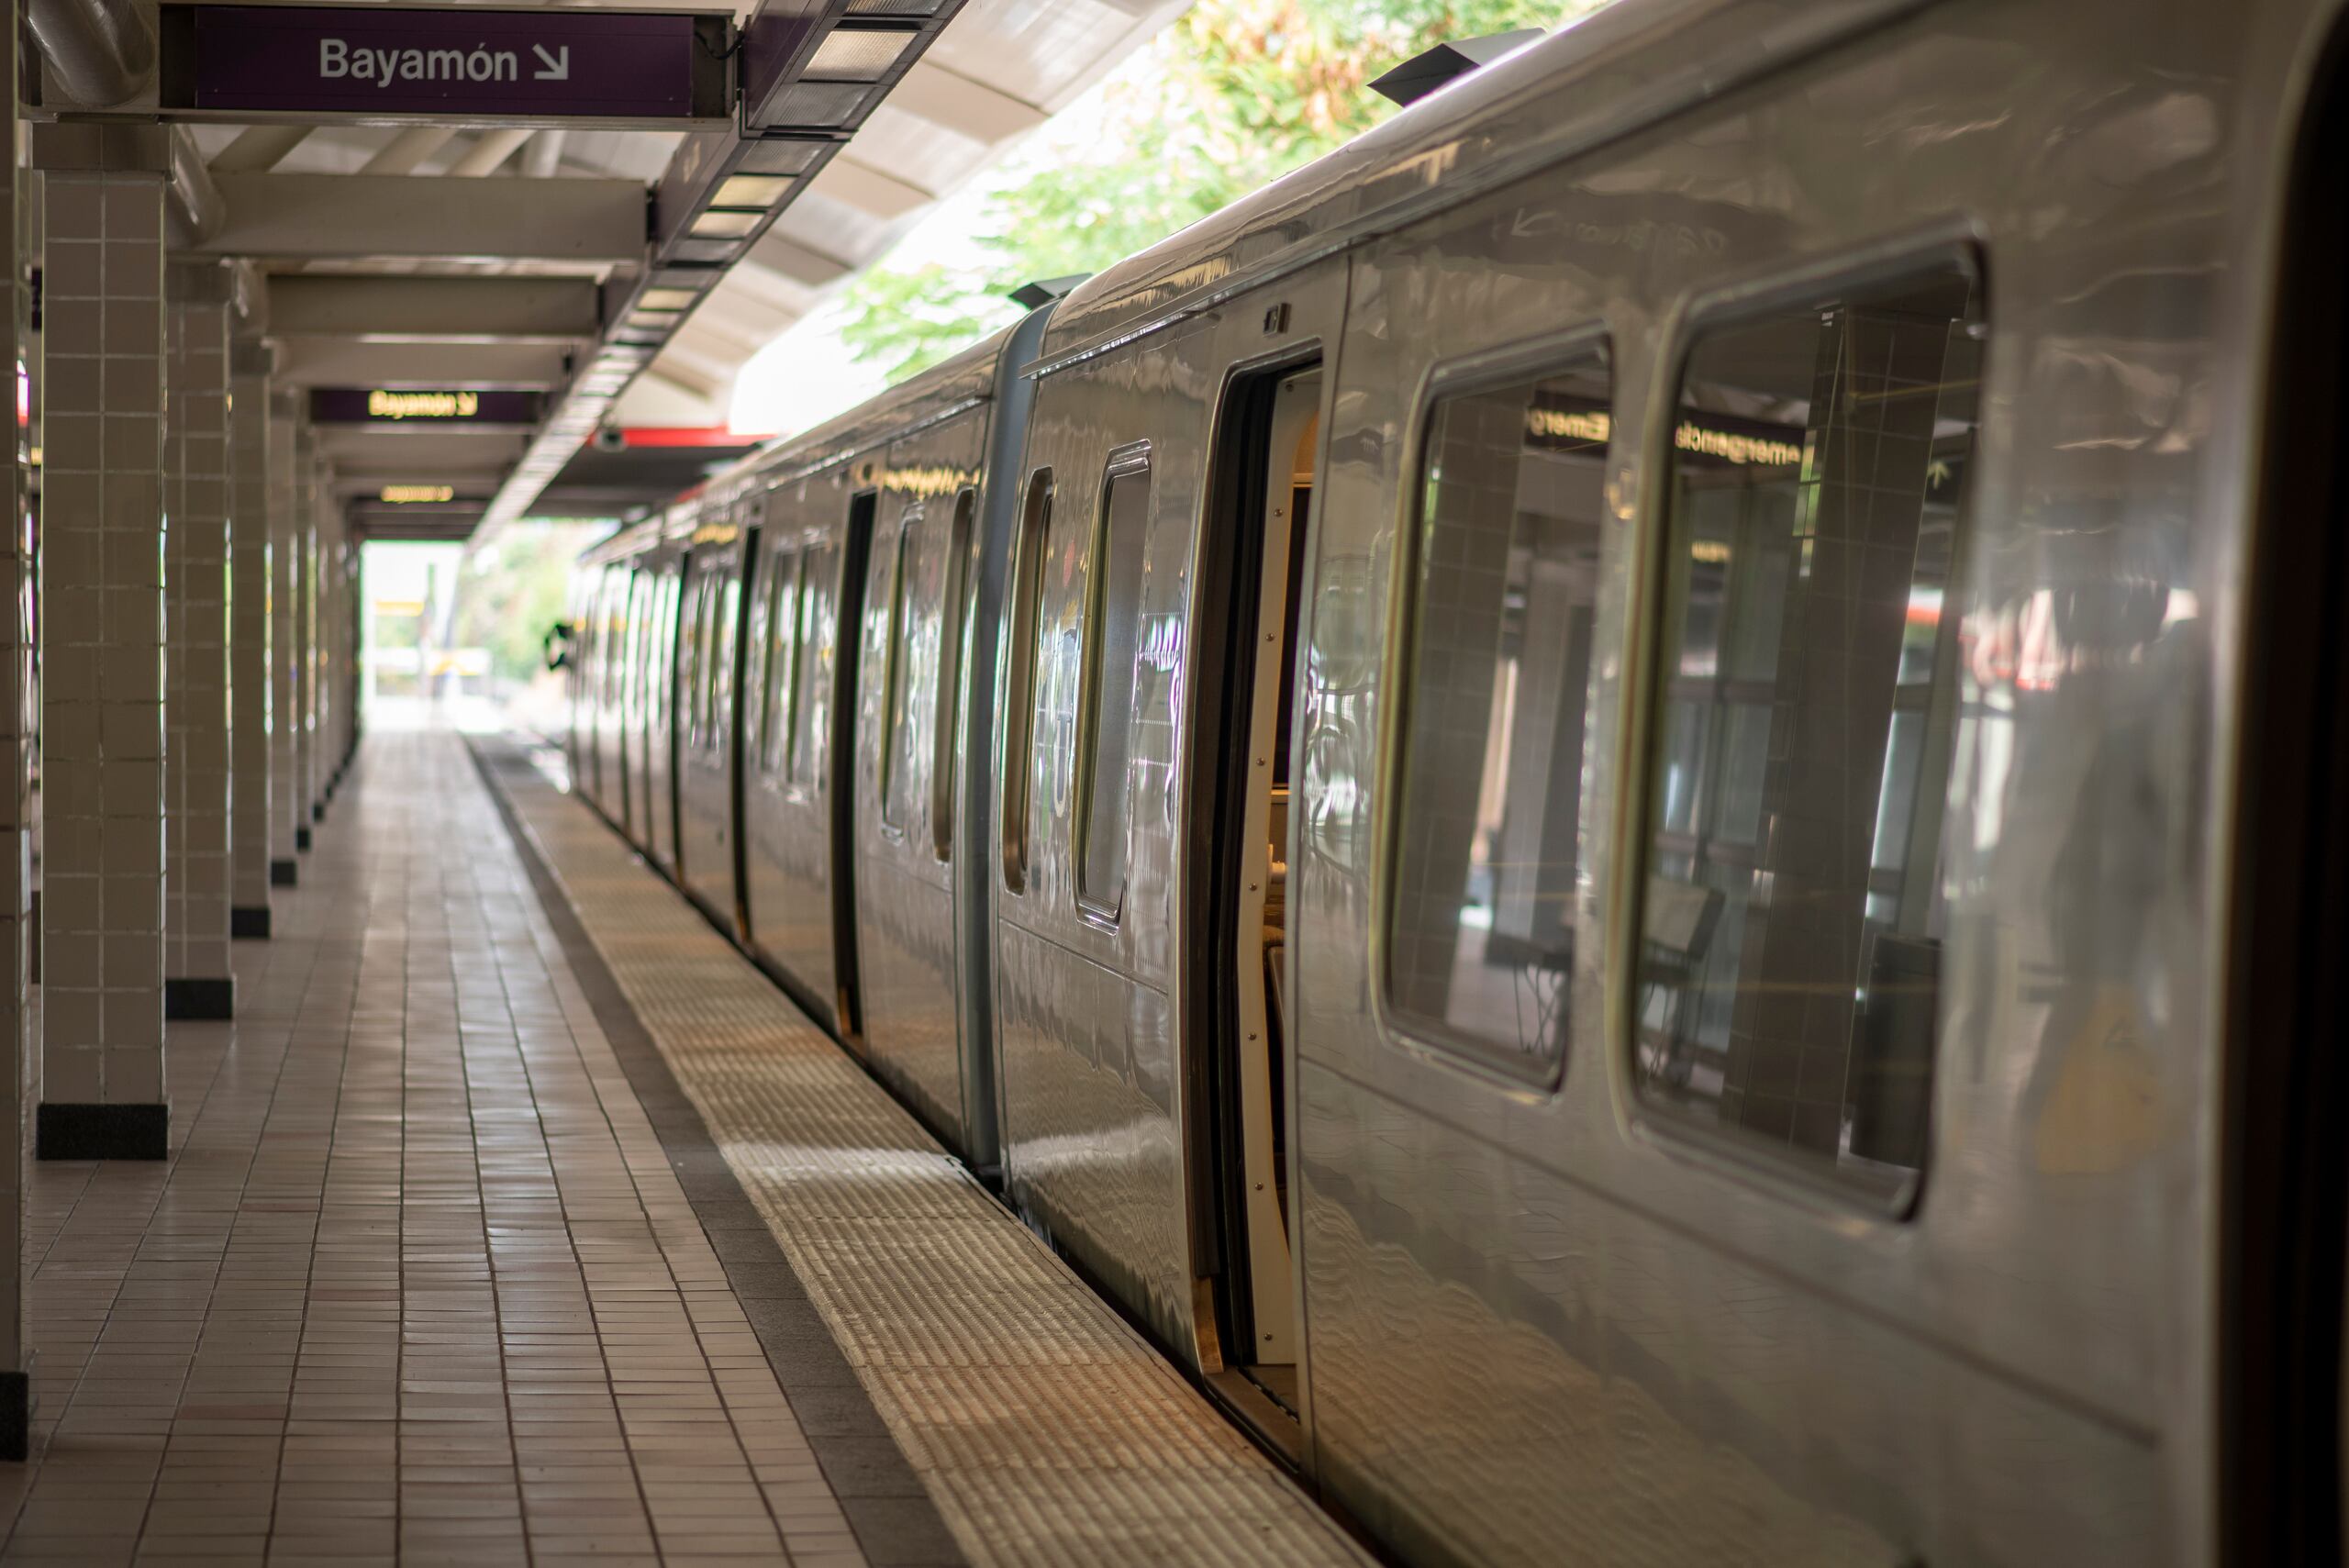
[839,0,1599,380]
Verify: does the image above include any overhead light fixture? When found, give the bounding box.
[380,484,456,505]
[802,23,918,80]
[712,174,795,207]
[688,208,765,239]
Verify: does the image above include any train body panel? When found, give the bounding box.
[676,511,751,932]
[560,0,2349,1559]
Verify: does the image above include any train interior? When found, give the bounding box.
[1200,363,1320,1439]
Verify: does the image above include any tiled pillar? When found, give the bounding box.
[228,345,273,937]
[267,390,299,884]
[312,478,337,817]
[0,15,32,1451]
[34,126,169,1162]
[294,432,316,851]
[162,261,233,1020]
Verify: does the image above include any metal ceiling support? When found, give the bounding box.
[893,62,1046,142]
[448,128,534,178]
[743,230,854,289]
[166,127,225,247]
[522,130,568,180]
[208,125,314,173]
[24,0,153,107]
[265,275,603,340]
[809,156,930,219]
[361,127,457,176]
[195,174,647,262]
[273,339,577,388]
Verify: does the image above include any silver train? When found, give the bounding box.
[567,0,2349,1559]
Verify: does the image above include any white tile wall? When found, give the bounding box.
[228,351,272,916]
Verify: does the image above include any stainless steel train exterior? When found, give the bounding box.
[564,0,2349,1561]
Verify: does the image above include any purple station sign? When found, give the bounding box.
[159,4,732,125]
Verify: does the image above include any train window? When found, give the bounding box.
[792,541,836,786]
[1002,469,1052,895]
[1631,258,1981,1211]
[881,511,920,831]
[679,574,707,746]
[1076,446,1152,918]
[930,486,977,862]
[712,569,740,755]
[759,550,800,775]
[1386,350,1612,1076]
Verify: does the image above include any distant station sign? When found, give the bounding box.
[159,5,732,127]
[310,388,545,426]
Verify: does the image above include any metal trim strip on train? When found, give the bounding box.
[564,0,2349,1559]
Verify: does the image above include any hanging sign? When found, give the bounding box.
[310,388,545,426]
[159,5,733,127]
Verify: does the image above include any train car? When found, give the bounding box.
[565,0,2349,1560]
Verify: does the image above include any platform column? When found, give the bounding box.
[33,125,170,1162]
[294,429,316,849]
[267,389,299,885]
[0,13,34,1452]
[228,344,273,938]
[162,261,234,1020]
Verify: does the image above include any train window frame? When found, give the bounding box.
[1618,239,1987,1220]
[930,485,978,862]
[1074,441,1153,926]
[879,507,921,836]
[1371,328,1616,1090]
[1001,467,1053,896]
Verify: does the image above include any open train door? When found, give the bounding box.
[2223,17,2349,1564]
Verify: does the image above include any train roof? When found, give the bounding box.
[1031,0,1918,370]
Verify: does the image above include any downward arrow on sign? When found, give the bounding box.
[531,43,569,81]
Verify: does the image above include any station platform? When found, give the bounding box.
[0,728,1364,1568]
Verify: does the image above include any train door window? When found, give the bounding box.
[1386,349,1613,1080]
[792,539,836,786]
[930,486,978,861]
[1002,469,1052,895]
[1631,257,1982,1212]
[1076,445,1152,918]
[759,550,800,774]
[880,511,920,832]
[712,564,742,757]
[679,573,706,748]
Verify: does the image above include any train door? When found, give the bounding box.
[643,557,683,874]
[829,491,879,1042]
[2229,17,2349,1561]
[1193,361,1320,1439]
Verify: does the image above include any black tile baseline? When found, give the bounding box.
[468,740,970,1568]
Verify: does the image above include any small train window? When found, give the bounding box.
[1002,470,1053,895]
[930,487,977,862]
[1386,350,1612,1077]
[881,511,920,831]
[1631,257,1981,1212]
[1076,445,1152,920]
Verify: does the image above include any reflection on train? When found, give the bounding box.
[569,0,2349,1561]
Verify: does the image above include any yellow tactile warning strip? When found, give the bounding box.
[475,734,1370,1568]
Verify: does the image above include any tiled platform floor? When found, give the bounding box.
[475,737,1363,1568]
[0,730,898,1566]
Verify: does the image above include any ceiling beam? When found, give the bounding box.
[208,124,313,172]
[264,275,602,341]
[807,157,931,220]
[892,62,1046,143]
[273,338,575,387]
[196,173,647,263]
[744,230,854,291]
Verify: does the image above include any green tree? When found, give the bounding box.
[450,521,607,686]
[839,0,1600,380]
